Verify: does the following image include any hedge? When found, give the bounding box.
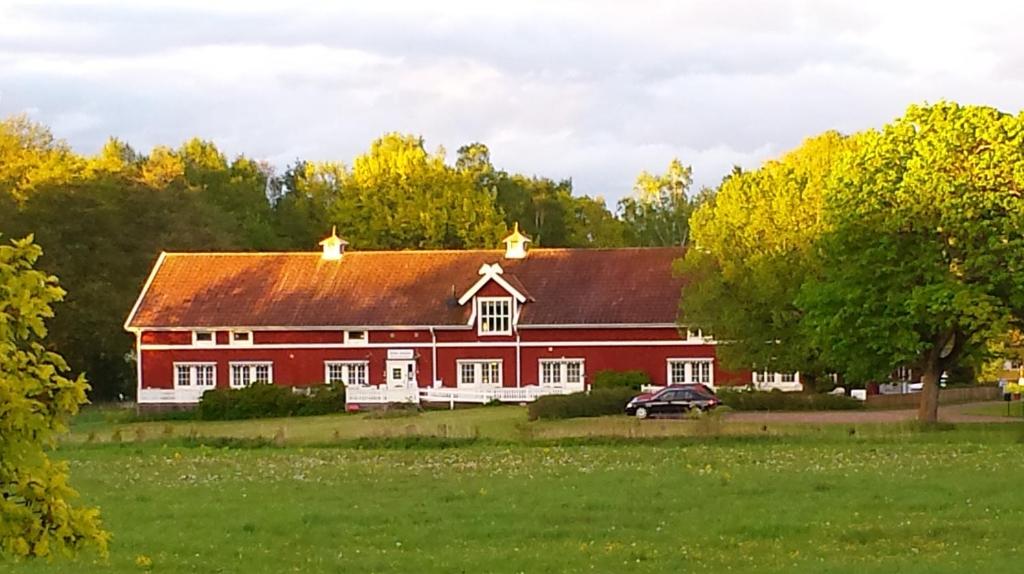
[528,388,638,420]
[195,383,347,420]
[591,370,651,391]
[717,389,863,411]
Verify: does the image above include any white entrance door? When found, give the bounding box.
[386,360,416,389]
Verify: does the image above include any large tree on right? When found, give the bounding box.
[800,103,1024,422]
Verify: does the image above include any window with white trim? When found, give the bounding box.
[667,359,713,385]
[230,330,253,346]
[685,328,703,341]
[457,360,502,386]
[539,359,585,388]
[174,363,216,388]
[345,331,368,345]
[230,362,273,388]
[477,297,512,335]
[193,330,215,346]
[325,361,368,386]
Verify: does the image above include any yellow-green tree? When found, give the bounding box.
[0,115,84,202]
[800,103,1024,422]
[619,159,696,246]
[679,132,853,388]
[0,236,108,558]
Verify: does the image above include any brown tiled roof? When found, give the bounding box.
[126,248,685,329]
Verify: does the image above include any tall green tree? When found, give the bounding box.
[0,115,84,202]
[619,158,695,246]
[566,196,627,247]
[454,143,623,247]
[680,132,852,388]
[329,134,506,249]
[0,235,108,558]
[799,103,1024,422]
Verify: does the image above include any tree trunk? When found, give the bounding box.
[801,372,817,394]
[917,359,941,423]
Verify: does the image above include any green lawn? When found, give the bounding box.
[7,408,1024,573]
[965,400,1024,418]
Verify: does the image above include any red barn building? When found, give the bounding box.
[125,227,791,407]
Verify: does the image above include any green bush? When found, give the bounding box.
[196,383,347,421]
[591,370,651,391]
[717,389,863,411]
[528,388,638,420]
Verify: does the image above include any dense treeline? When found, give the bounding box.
[0,115,702,399]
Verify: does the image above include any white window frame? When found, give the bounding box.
[192,330,216,346]
[229,330,253,346]
[324,360,369,386]
[752,371,801,389]
[538,359,585,389]
[229,361,273,389]
[173,362,217,389]
[667,358,714,386]
[456,359,503,387]
[685,328,703,341]
[344,330,369,345]
[476,297,513,336]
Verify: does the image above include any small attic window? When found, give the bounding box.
[345,330,368,345]
[230,330,253,346]
[193,331,215,346]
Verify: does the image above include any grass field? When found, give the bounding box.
[6,407,1024,573]
[965,400,1024,418]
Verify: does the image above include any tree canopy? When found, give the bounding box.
[679,132,853,388]
[618,159,700,247]
[799,103,1024,421]
[683,102,1024,421]
[0,235,108,558]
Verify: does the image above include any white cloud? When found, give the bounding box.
[1,0,1023,201]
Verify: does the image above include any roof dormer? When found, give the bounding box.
[319,227,349,261]
[502,223,531,259]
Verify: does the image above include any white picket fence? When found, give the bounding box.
[346,385,573,406]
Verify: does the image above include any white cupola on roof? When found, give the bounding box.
[502,223,531,260]
[319,227,349,261]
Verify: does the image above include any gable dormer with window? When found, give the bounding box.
[457,263,529,336]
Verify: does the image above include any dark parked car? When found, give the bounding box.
[625,385,720,419]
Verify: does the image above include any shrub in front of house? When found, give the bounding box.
[591,370,651,391]
[195,383,347,420]
[716,389,863,411]
[528,388,638,420]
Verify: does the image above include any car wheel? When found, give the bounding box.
[635,406,649,420]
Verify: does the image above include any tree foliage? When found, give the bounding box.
[680,132,853,387]
[799,102,1024,421]
[618,158,698,246]
[0,116,83,202]
[455,142,628,248]
[0,236,108,558]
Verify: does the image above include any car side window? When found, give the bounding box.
[657,391,677,401]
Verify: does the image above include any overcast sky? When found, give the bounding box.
[2,0,1023,203]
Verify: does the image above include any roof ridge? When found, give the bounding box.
[162,246,684,256]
